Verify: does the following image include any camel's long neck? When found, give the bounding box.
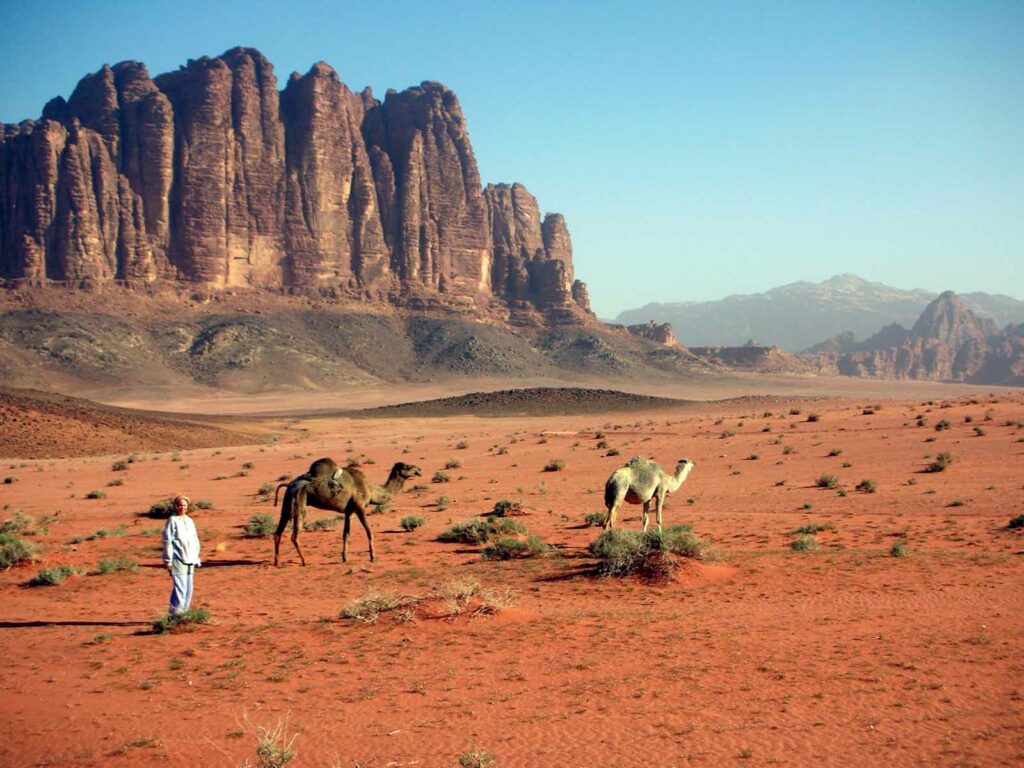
[665,462,694,493]
[375,471,408,504]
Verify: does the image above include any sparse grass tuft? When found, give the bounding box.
[244,515,275,537]
[927,452,953,472]
[935,419,952,431]
[584,511,606,527]
[241,716,298,768]
[1008,514,1024,529]
[828,447,843,456]
[27,565,80,586]
[438,520,492,544]
[791,523,835,535]
[444,458,463,469]
[856,478,878,493]
[432,470,451,483]
[152,606,209,634]
[815,473,839,489]
[490,499,522,517]
[790,535,818,552]
[302,517,338,532]
[400,516,426,532]
[0,533,37,568]
[543,458,566,472]
[95,556,139,574]
[340,590,405,623]
[890,540,908,558]
[482,535,549,561]
[84,490,107,500]
[590,526,706,580]
[458,750,496,768]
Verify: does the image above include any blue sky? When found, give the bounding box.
[2,1,1021,317]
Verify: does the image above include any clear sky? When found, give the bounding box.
[2,1,1021,317]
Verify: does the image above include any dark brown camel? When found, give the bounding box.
[273,458,422,566]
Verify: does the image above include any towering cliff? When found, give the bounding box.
[0,48,591,323]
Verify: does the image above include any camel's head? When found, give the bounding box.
[392,462,423,480]
[677,458,695,468]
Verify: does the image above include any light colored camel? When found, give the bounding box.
[273,458,422,566]
[603,456,695,532]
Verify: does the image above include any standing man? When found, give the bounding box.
[162,494,201,616]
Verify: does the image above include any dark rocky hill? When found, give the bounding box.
[0,48,589,325]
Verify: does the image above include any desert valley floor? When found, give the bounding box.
[1,378,1022,767]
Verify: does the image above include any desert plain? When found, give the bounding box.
[1,377,1022,767]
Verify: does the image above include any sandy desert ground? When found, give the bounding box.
[1,379,1022,767]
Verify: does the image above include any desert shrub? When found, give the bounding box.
[257,482,275,496]
[242,716,298,768]
[802,501,814,510]
[720,430,735,439]
[589,526,705,579]
[927,452,953,472]
[400,516,426,532]
[436,495,451,511]
[596,439,608,449]
[815,473,839,489]
[302,517,338,532]
[1007,514,1024,529]
[890,540,908,558]
[27,565,80,586]
[193,500,214,510]
[856,478,878,493]
[455,441,469,450]
[606,448,620,456]
[747,454,759,461]
[491,518,526,535]
[0,532,36,568]
[584,511,606,527]
[948,499,965,507]
[782,445,796,455]
[339,590,405,623]
[95,556,139,574]
[152,606,210,634]
[935,419,952,431]
[1,510,35,535]
[543,459,566,472]
[490,499,522,517]
[106,478,125,487]
[438,520,492,544]
[790,535,818,552]
[791,523,835,535]
[85,490,106,500]
[973,426,986,436]
[3,476,17,484]
[789,408,802,415]
[242,462,255,469]
[482,535,549,561]
[829,447,843,457]
[142,498,175,518]
[459,750,496,768]
[807,413,820,422]
[244,515,275,537]
[111,460,129,471]
[432,470,451,483]
[444,458,462,470]
[495,446,509,455]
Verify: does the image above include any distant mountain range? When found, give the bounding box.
[803,291,1024,386]
[615,274,1024,352]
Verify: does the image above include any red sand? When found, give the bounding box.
[1,388,1023,766]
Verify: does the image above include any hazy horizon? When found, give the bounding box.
[2,1,1021,318]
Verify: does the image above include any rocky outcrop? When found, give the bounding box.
[0,48,591,324]
[690,344,810,374]
[804,292,1024,385]
[625,321,678,347]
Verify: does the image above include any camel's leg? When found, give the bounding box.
[655,491,666,531]
[290,517,306,567]
[273,488,294,567]
[353,505,375,562]
[642,500,651,533]
[603,487,626,530]
[341,512,352,563]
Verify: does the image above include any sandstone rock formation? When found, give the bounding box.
[0,48,591,324]
[624,321,678,347]
[804,292,1024,385]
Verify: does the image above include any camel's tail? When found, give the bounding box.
[604,470,625,510]
[273,483,290,506]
